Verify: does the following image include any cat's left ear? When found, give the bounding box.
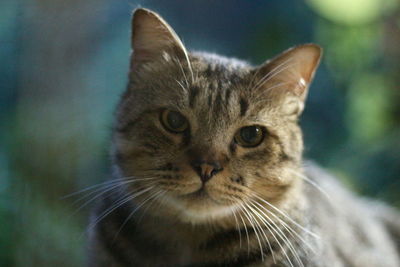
[254,44,322,116]
[130,8,190,71]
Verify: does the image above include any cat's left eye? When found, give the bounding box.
[234,126,265,147]
[160,110,189,133]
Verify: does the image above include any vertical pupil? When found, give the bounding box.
[241,127,258,142]
[168,112,184,128]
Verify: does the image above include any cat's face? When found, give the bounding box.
[112,9,321,223]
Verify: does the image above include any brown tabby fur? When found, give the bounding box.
[88,8,400,267]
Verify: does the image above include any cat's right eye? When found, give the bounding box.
[234,125,265,147]
[160,110,189,133]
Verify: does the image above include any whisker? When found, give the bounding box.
[244,202,276,263]
[176,79,188,93]
[70,179,158,214]
[174,51,194,83]
[230,207,242,248]
[87,186,155,232]
[72,177,157,204]
[135,189,166,226]
[176,59,189,87]
[112,189,166,242]
[252,193,320,239]
[187,57,194,83]
[62,176,157,199]
[249,57,291,92]
[69,183,124,218]
[62,177,128,199]
[238,212,250,256]
[251,58,294,91]
[257,82,290,98]
[265,216,303,267]
[248,200,298,267]
[240,203,265,261]
[288,169,332,203]
[252,199,315,254]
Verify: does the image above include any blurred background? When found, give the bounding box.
[1,0,399,265]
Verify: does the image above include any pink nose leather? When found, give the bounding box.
[191,160,223,183]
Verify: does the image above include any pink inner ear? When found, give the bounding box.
[255,44,322,99]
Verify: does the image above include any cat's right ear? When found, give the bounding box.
[252,44,322,117]
[130,8,190,71]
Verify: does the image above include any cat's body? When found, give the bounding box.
[88,9,400,267]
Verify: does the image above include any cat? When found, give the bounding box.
[87,8,400,267]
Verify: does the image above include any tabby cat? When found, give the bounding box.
[88,8,400,267]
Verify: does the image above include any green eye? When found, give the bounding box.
[160,110,189,133]
[234,126,265,147]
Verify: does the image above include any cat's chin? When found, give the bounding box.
[162,192,241,224]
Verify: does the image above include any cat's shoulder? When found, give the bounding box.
[302,160,388,220]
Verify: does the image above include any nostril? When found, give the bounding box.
[190,160,223,183]
[213,163,222,171]
[210,169,216,177]
[210,167,223,177]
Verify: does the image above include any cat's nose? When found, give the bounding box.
[191,160,223,183]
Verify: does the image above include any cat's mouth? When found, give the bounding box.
[160,183,242,223]
[180,185,223,205]
[187,186,209,199]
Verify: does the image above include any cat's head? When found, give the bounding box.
[113,8,321,224]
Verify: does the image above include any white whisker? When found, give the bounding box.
[249,200,299,267]
[72,177,157,204]
[176,59,190,87]
[231,207,242,248]
[238,212,250,255]
[251,58,294,91]
[288,169,332,203]
[62,177,131,199]
[252,193,320,239]
[87,186,155,232]
[176,79,188,92]
[113,189,166,241]
[252,199,316,254]
[240,203,265,261]
[244,202,276,263]
[70,179,158,215]
[63,176,157,199]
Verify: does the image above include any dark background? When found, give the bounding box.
[1,0,399,265]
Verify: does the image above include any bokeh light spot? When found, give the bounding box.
[307,0,398,25]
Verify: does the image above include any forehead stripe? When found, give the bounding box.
[239,97,249,117]
[188,85,199,108]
